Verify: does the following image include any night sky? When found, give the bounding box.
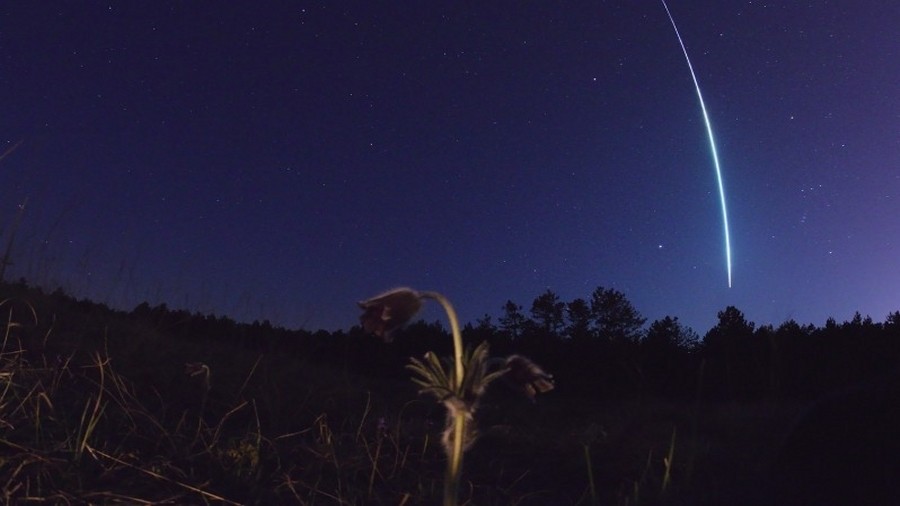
[2,2,897,335]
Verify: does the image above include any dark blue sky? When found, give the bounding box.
[2,1,897,335]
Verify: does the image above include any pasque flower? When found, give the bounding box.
[501,354,554,401]
[407,341,509,453]
[359,287,554,506]
[357,287,423,341]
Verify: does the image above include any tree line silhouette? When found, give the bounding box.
[4,278,899,404]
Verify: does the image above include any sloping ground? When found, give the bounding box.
[0,282,821,504]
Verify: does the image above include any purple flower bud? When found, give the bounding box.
[503,355,554,401]
[358,287,423,342]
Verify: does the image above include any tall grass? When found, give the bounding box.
[0,294,449,503]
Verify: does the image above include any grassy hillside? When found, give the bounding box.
[0,280,822,504]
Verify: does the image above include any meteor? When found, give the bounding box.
[660,0,733,288]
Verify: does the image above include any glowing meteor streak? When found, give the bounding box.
[660,0,733,288]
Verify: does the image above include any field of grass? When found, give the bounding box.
[0,284,805,505]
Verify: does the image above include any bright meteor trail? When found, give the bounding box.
[660,0,733,288]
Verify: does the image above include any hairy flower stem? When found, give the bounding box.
[420,291,465,506]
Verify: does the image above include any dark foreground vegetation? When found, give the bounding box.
[2,278,898,504]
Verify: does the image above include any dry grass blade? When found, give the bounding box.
[208,400,249,450]
[85,445,243,505]
[0,298,38,327]
[235,354,263,402]
[75,352,109,460]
